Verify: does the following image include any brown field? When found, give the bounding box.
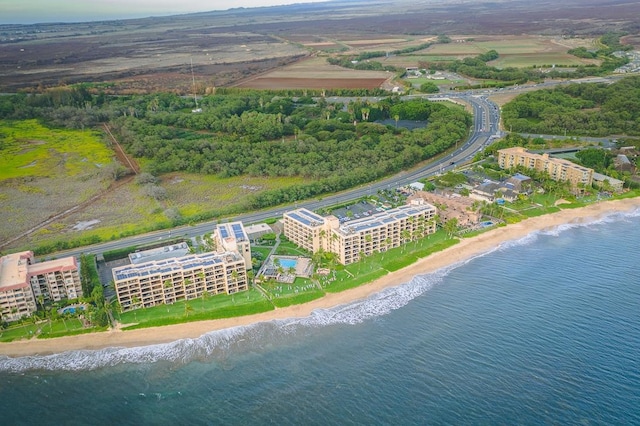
[341,38,409,46]
[0,174,111,247]
[234,56,391,90]
[238,77,388,90]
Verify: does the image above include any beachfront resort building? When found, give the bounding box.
[283,200,437,265]
[497,147,593,187]
[113,222,252,312]
[112,251,248,312]
[0,251,82,322]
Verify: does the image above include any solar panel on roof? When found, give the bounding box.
[302,210,323,222]
[220,226,229,238]
[289,212,312,226]
[232,224,246,241]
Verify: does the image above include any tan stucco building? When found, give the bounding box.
[112,251,248,312]
[283,200,437,265]
[113,222,252,312]
[497,147,593,187]
[213,222,252,269]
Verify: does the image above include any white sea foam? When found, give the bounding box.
[291,270,449,328]
[0,273,450,373]
[0,325,254,373]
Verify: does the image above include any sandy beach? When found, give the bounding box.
[2,196,639,358]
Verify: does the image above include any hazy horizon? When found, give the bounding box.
[1,0,332,25]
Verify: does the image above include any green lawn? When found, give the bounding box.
[275,240,311,256]
[117,289,274,330]
[0,317,94,342]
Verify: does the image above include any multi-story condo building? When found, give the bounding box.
[283,200,437,265]
[497,147,593,187]
[282,209,326,254]
[112,251,248,312]
[213,222,252,269]
[29,257,82,303]
[0,251,82,322]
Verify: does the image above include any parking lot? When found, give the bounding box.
[331,190,407,223]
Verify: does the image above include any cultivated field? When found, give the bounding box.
[235,56,392,90]
[421,35,601,68]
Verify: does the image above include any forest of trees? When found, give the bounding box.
[0,88,471,210]
[109,95,471,208]
[501,75,640,136]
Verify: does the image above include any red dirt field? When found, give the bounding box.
[236,77,388,90]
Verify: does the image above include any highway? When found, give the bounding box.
[44,93,501,260]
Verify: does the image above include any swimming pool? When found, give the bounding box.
[59,305,85,315]
[278,258,297,269]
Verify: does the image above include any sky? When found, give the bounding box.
[1,0,331,24]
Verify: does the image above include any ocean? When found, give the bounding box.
[1,210,639,425]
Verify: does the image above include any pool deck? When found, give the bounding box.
[261,255,313,283]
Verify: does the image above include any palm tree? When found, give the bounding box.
[230,270,240,291]
[184,278,193,300]
[184,302,194,318]
[330,233,339,253]
[111,300,122,324]
[163,279,173,305]
[401,230,411,251]
[201,290,210,309]
[37,294,45,312]
[312,250,325,268]
[59,310,69,331]
[131,295,141,322]
[319,229,327,251]
[247,270,255,287]
[382,237,392,260]
[444,218,459,239]
[364,234,373,254]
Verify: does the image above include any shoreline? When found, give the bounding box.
[2,196,639,358]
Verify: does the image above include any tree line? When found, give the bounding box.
[502,75,640,137]
[107,95,471,208]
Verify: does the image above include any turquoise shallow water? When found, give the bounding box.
[1,209,639,425]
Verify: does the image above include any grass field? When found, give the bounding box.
[489,54,594,68]
[162,173,309,215]
[0,120,112,181]
[0,120,115,246]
